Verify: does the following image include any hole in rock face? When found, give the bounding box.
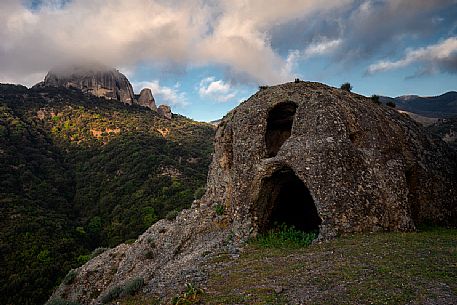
[255,167,321,233]
[265,102,297,157]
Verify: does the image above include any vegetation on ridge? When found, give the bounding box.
[0,84,214,305]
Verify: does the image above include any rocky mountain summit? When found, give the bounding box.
[50,81,457,304]
[35,64,170,117]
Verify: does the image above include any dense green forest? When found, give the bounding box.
[0,84,214,305]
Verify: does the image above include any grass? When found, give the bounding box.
[214,203,225,216]
[203,226,457,304]
[251,223,318,248]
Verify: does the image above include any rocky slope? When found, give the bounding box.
[49,81,457,304]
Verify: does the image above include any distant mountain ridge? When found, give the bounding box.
[380,91,457,118]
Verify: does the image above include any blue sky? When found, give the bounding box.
[1,0,456,121]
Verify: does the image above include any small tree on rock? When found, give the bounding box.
[386,101,396,108]
[371,94,381,105]
[340,82,352,92]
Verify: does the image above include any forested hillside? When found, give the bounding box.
[0,84,214,305]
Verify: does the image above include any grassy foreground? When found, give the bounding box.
[203,227,457,305]
[118,227,456,304]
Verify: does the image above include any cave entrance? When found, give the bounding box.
[255,167,321,233]
[265,102,297,157]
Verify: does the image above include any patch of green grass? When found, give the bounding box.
[214,203,225,216]
[204,227,457,305]
[251,223,318,248]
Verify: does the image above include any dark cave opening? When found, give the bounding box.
[265,102,297,157]
[255,167,321,233]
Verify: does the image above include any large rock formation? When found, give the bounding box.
[49,81,457,304]
[205,81,456,239]
[40,64,135,104]
[36,64,173,118]
[137,88,157,111]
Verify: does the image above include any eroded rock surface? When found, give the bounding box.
[50,81,457,304]
[40,64,135,105]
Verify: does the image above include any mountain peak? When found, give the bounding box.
[40,64,135,105]
[35,64,172,118]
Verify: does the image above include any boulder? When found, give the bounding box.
[137,88,157,111]
[158,105,172,119]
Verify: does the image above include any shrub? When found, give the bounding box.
[45,298,81,305]
[386,101,396,108]
[166,210,179,221]
[214,203,224,216]
[100,286,122,304]
[120,277,144,297]
[370,94,381,104]
[259,85,269,90]
[62,269,77,285]
[171,283,204,305]
[252,223,318,248]
[100,277,145,303]
[90,247,109,259]
[193,187,206,200]
[77,254,90,265]
[340,82,352,92]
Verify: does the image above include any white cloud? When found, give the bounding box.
[199,77,237,103]
[0,0,352,86]
[2,0,455,86]
[303,38,342,58]
[367,37,457,74]
[133,80,188,106]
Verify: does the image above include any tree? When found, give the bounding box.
[371,95,381,105]
[340,82,352,92]
[386,101,396,108]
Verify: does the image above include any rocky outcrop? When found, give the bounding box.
[157,105,172,120]
[49,81,457,304]
[37,65,173,118]
[137,88,157,111]
[40,64,135,104]
[205,81,456,239]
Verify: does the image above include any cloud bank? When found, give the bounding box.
[1,0,456,86]
[367,37,457,75]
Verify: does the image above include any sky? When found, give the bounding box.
[1,0,456,122]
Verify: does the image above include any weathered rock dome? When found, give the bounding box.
[204,81,457,238]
